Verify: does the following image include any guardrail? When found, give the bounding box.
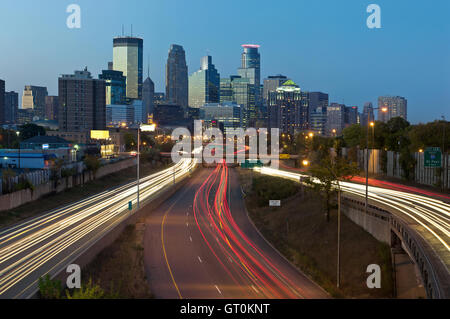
[341,194,449,299]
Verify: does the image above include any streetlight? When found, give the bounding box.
[365,108,387,216]
[16,131,20,169]
[302,159,310,167]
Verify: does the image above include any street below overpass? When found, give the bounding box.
[144,164,328,299]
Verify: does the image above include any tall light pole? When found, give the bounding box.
[365,108,387,215]
[137,125,140,209]
[442,115,447,190]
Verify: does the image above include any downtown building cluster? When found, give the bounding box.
[0,36,409,138]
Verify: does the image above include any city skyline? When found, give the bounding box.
[0,0,449,123]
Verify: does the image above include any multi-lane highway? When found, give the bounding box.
[144,163,329,299]
[254,166,450,277]
[0,157,197,299]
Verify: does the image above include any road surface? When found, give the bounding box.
[144,164,328,299]
[0,158,196,299]
[255,166,450,280]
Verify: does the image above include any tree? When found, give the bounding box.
[84,155,101,180]
[19,123,46,141]
[124,132,136,151]
[305,152,359,222]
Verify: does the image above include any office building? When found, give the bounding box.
[200,102,242,134]
[263,75,288,105]
[17,109,35,125]
[45,96,59,121]
[113,36,143,99]
[0,79,4,124]
[153,104,185,127]
[189,56,220,108]
[58,68,106,132]
[106,104,134,127]
[142,75,155,117]
[378,96,408,122]
[326,103,346,135]
[237,44,261,115]
[99,69,126,105]
[4,91,18,124]
[21,85,48,119]
[268,80,309,135]
[362,102,375,126]
[166,44,188,108]
[154,92,165,105]
[345,106,359,127]
[308,92,329,133]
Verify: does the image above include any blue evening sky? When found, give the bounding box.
[0,0,449,123]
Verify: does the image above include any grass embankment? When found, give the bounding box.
[0,161,169,228]
[79,221,152,299]
[239,169,394,298]
[39,221,151,299]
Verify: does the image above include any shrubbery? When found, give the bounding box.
[252,175,299,207]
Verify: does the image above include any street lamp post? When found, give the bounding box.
[137,126,140,209]
[16,131,21,169]
[365,108,387,215]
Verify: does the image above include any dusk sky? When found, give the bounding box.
[0,0,449,123]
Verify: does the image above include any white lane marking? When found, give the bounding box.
[198,256,203,263]
[186,222,189,227]
[251,285,259,294]
[228,257,233,263]
[189,236,193,242]
[187,212,189,216]
[215,285,222,295]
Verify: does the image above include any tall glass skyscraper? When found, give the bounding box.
[166,44,188,109]
[113,36,143,100]
[237,44,261,126]
[189,56,220,108]
[99,69,126,105]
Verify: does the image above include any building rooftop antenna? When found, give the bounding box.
[122,24,124,36]
[131,24,133,37]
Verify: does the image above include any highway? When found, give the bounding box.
[0,157,197,299]
[254,166,450,277]
[144,163,329,299]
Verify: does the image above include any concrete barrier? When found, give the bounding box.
[0,158,136,212]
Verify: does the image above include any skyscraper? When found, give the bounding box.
[113,36,143,99]
[189,56,220,108]
[268,80,309,135]
[58,68,106,132]
[309,92,329,134]
[5,91,18,124]
[21,85,48,119]
[326,103,346,135]
[378,96,408,122]
[237,44,261,123]
[263,75,288,105]
[142,76,155,119]
[362,102,375,126]
[0,79,5,124]
[345,106,359,127]
[99,69,126,105]
[166,44,188,108]
[45,96,59,121]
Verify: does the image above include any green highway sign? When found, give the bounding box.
[240,160,263,169]
[424,147,442,168]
